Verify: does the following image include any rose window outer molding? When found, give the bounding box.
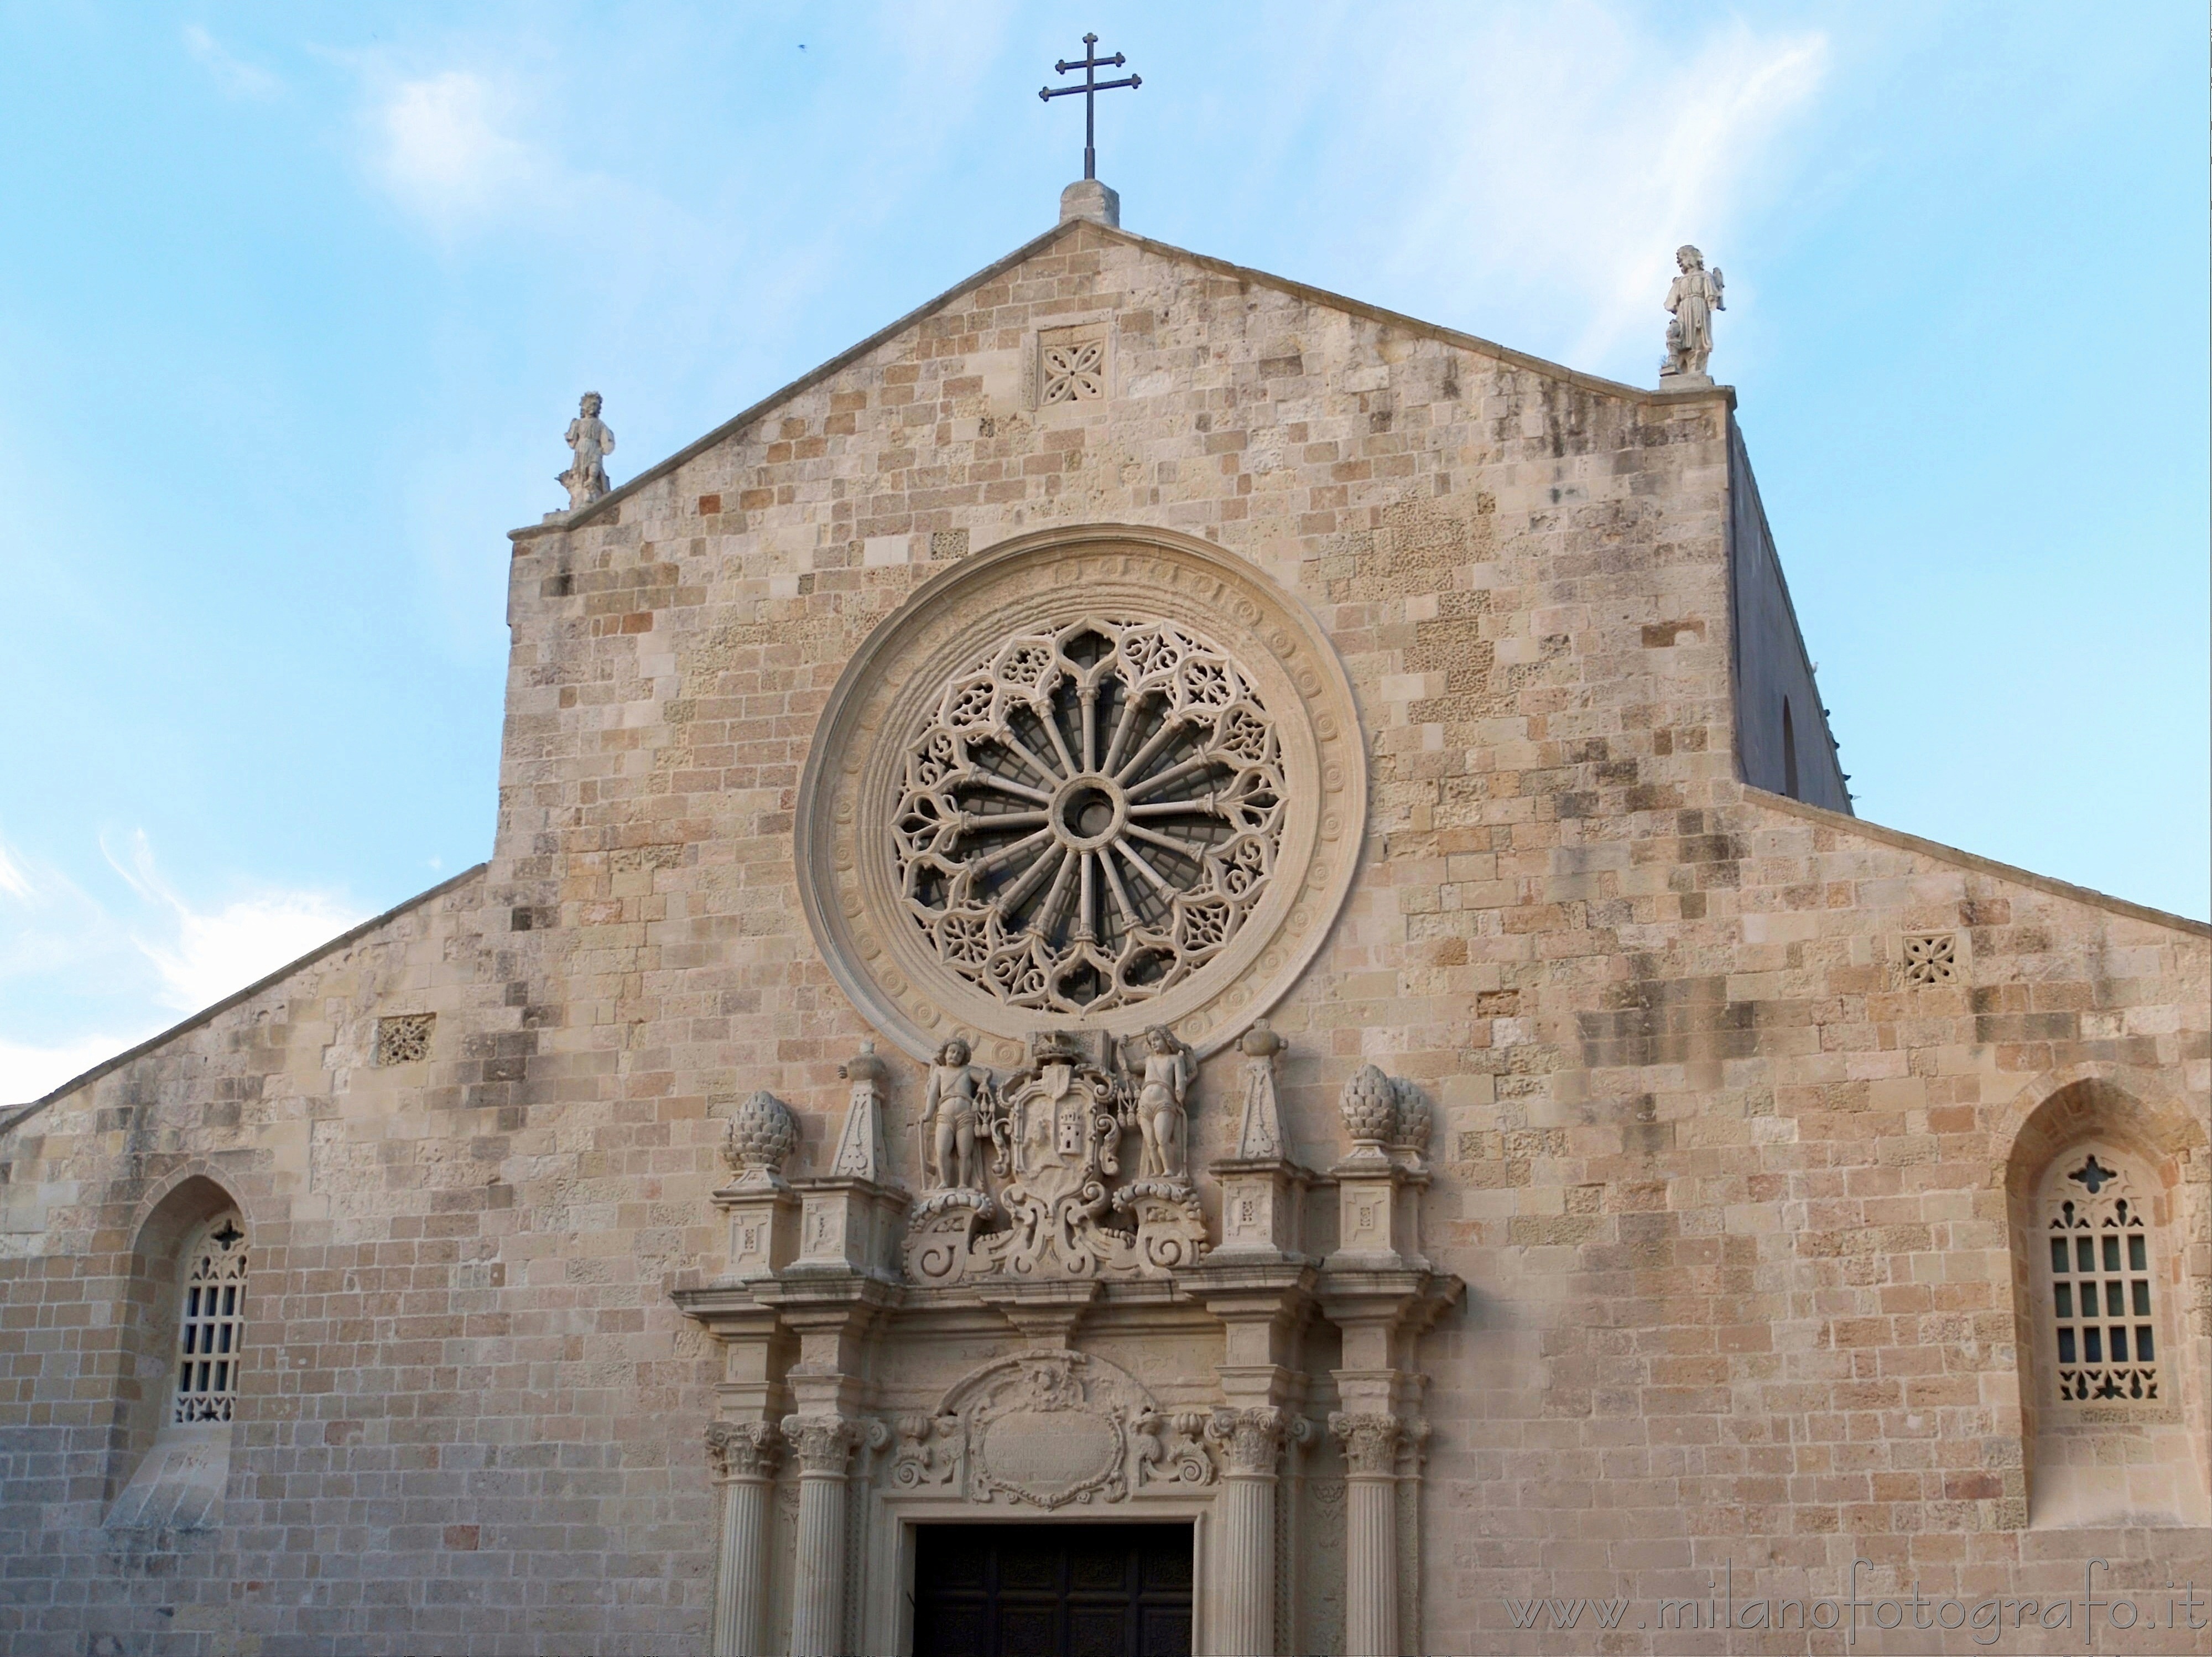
[796,525,1367,1065]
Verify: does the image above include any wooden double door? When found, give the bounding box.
[910,1522,1193,1657]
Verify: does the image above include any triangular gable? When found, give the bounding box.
[524,217,1673,538]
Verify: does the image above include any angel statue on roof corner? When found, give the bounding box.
[1662,246,1725,382]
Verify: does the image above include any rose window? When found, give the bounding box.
[893,619,1287,1014]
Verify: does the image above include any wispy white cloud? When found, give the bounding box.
[0,830,369,1105]
[0,842,31,902]
[0,834,155,1103]
[367,69,543,224]
[183,23,282,101]
[0,1034,147,1108]
[104,832,366,1014]
[1274,3,1829,380]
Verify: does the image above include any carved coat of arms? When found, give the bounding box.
[905,1030,1208,1285]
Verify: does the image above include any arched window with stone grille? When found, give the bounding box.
[2039,1149,2163,1404]
[172,1214,248,1424]
[104,1196,251,1533]
[2007,1081,2210,1530]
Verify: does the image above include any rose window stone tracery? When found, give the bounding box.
[892,618,1286,1015]
[795,526,1366,1062]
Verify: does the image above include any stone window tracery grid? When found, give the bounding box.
[174,1216,247,1425]
[2043,1151,2159,1404]
[892,617,1286,1016]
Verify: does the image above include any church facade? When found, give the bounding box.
[2,188,2206,1656]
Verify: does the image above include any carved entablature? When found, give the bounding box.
[890,1349,1218,1510]
[904,1029,1209,1285]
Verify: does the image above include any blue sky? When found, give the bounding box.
[2,2,2204,1102]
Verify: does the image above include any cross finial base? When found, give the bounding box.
[1060,178,1120,228]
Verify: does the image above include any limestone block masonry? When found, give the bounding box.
[1,213,2206,1656]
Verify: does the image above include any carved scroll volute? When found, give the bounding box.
[1208,1406,1288,1477]
[780,1415,862,1476]
[1329,1411,1402,1478]
[706,1420,782,1483]
[1132,1407,1217,1488]
[891,1414,962,1490]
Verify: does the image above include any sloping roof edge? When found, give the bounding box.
[0,862,490,1137]
[518,217,1711,540]
[1747,788,2210,938]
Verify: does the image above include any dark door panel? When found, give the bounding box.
[912,1523,1193,1657]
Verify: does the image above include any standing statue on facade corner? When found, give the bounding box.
[559,391,616,509]
[922,1036,994,1192]
[1131,1025,1195,1181]
[1660,246,1725,382]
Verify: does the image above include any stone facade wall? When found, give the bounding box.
[0,219,2204,1654]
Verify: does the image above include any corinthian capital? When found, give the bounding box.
[779,1414,861,1475]
[1328,1410,1401,1476]
[1206,1406,1287,1476]
[705,1419,781,1482]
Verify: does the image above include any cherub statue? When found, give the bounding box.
[1661,246,1725,382]
[921,1037,993,1191]
[559,392,616,510]
[1132,1025,1195,1181]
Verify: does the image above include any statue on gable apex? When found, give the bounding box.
[559,391,617,510]
[1661,246,1725,383]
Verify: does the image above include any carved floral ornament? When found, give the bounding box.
[794,526,1367,1067]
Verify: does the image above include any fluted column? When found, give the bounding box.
[1209,1407,1286,1656]
[1331,1412,1401,1657]
[706,1421,780,1657]
[784,1415,858,1656]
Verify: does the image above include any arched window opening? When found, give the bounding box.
[173,1215,247,1424]
[104,1189,249,1533]
[1781,696,1799,799]
[2043,1154,2158,1403]
[2007,1086,2208,1529]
